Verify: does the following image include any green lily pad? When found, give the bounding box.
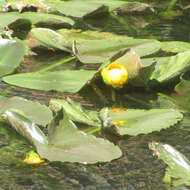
[74,38,161,64]
[49,98,101,127]
[45,0,126,18]
[30,28,71,52]
[161,41,190,53]
[0,12,74,31]
[149,142,190,186]
[147,52,190,83]
[100,108,183,136]
[2,110,48,147]
[3,70,96,93]
[0,96,53,126]
[2,109,122,164]
[0,39,25,77]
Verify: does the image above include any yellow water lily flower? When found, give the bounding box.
[101,62,128,88]
[23,150,45,165]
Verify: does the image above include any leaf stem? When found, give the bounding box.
[37,56,76,73]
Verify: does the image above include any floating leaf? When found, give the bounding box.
[0,96,53,126]
[3,70,96,93]
[2,110,48,147]
[2,109,122,164]
[161,41,190,53]
[30,28,71,52]
[148,52,190,83]
[0,39,25,77]
[45,0,126,18]
[0,12,74,31]
[149,142,190,186]
[43,110,122,163]
[49,98,101,127]
[74,38,161,64]
[100,108,183,136]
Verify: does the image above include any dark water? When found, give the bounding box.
[1,2,190,190]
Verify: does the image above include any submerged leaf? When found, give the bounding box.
[49,98,101,127]
[149,142,190,186]
[0,96,53,126]
[3,70,96,93]
[0,39,25,77]
[100,108,183,136]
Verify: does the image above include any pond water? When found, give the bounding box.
[1,1,190,190]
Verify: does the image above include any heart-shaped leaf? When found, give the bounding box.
[3,70,96,93]
[0,39,25,77]
[100,108,183,136]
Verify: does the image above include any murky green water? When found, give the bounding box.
[1,1,190,190]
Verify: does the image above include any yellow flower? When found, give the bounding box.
[23,150,45,165]
[101,62,128,88]
[112,120,126,126]
[110,107,126,111]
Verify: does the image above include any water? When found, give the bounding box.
[1,2,190,190]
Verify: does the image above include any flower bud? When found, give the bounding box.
[101,62,128,88]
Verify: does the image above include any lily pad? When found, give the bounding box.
[100,108,183,136]
[2,109,122,164]
[0,96,53,126]
[74,38,161,64]
[148,52,190,83]
[149,142,190,186]
[0,12,74,31]
[49,98,101,127]
[3,70,96,93]
[45,0,126,18]
[30,28,71,52]
[161,41,190,53]
[0,39,25,77]
[2,110,48,147]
